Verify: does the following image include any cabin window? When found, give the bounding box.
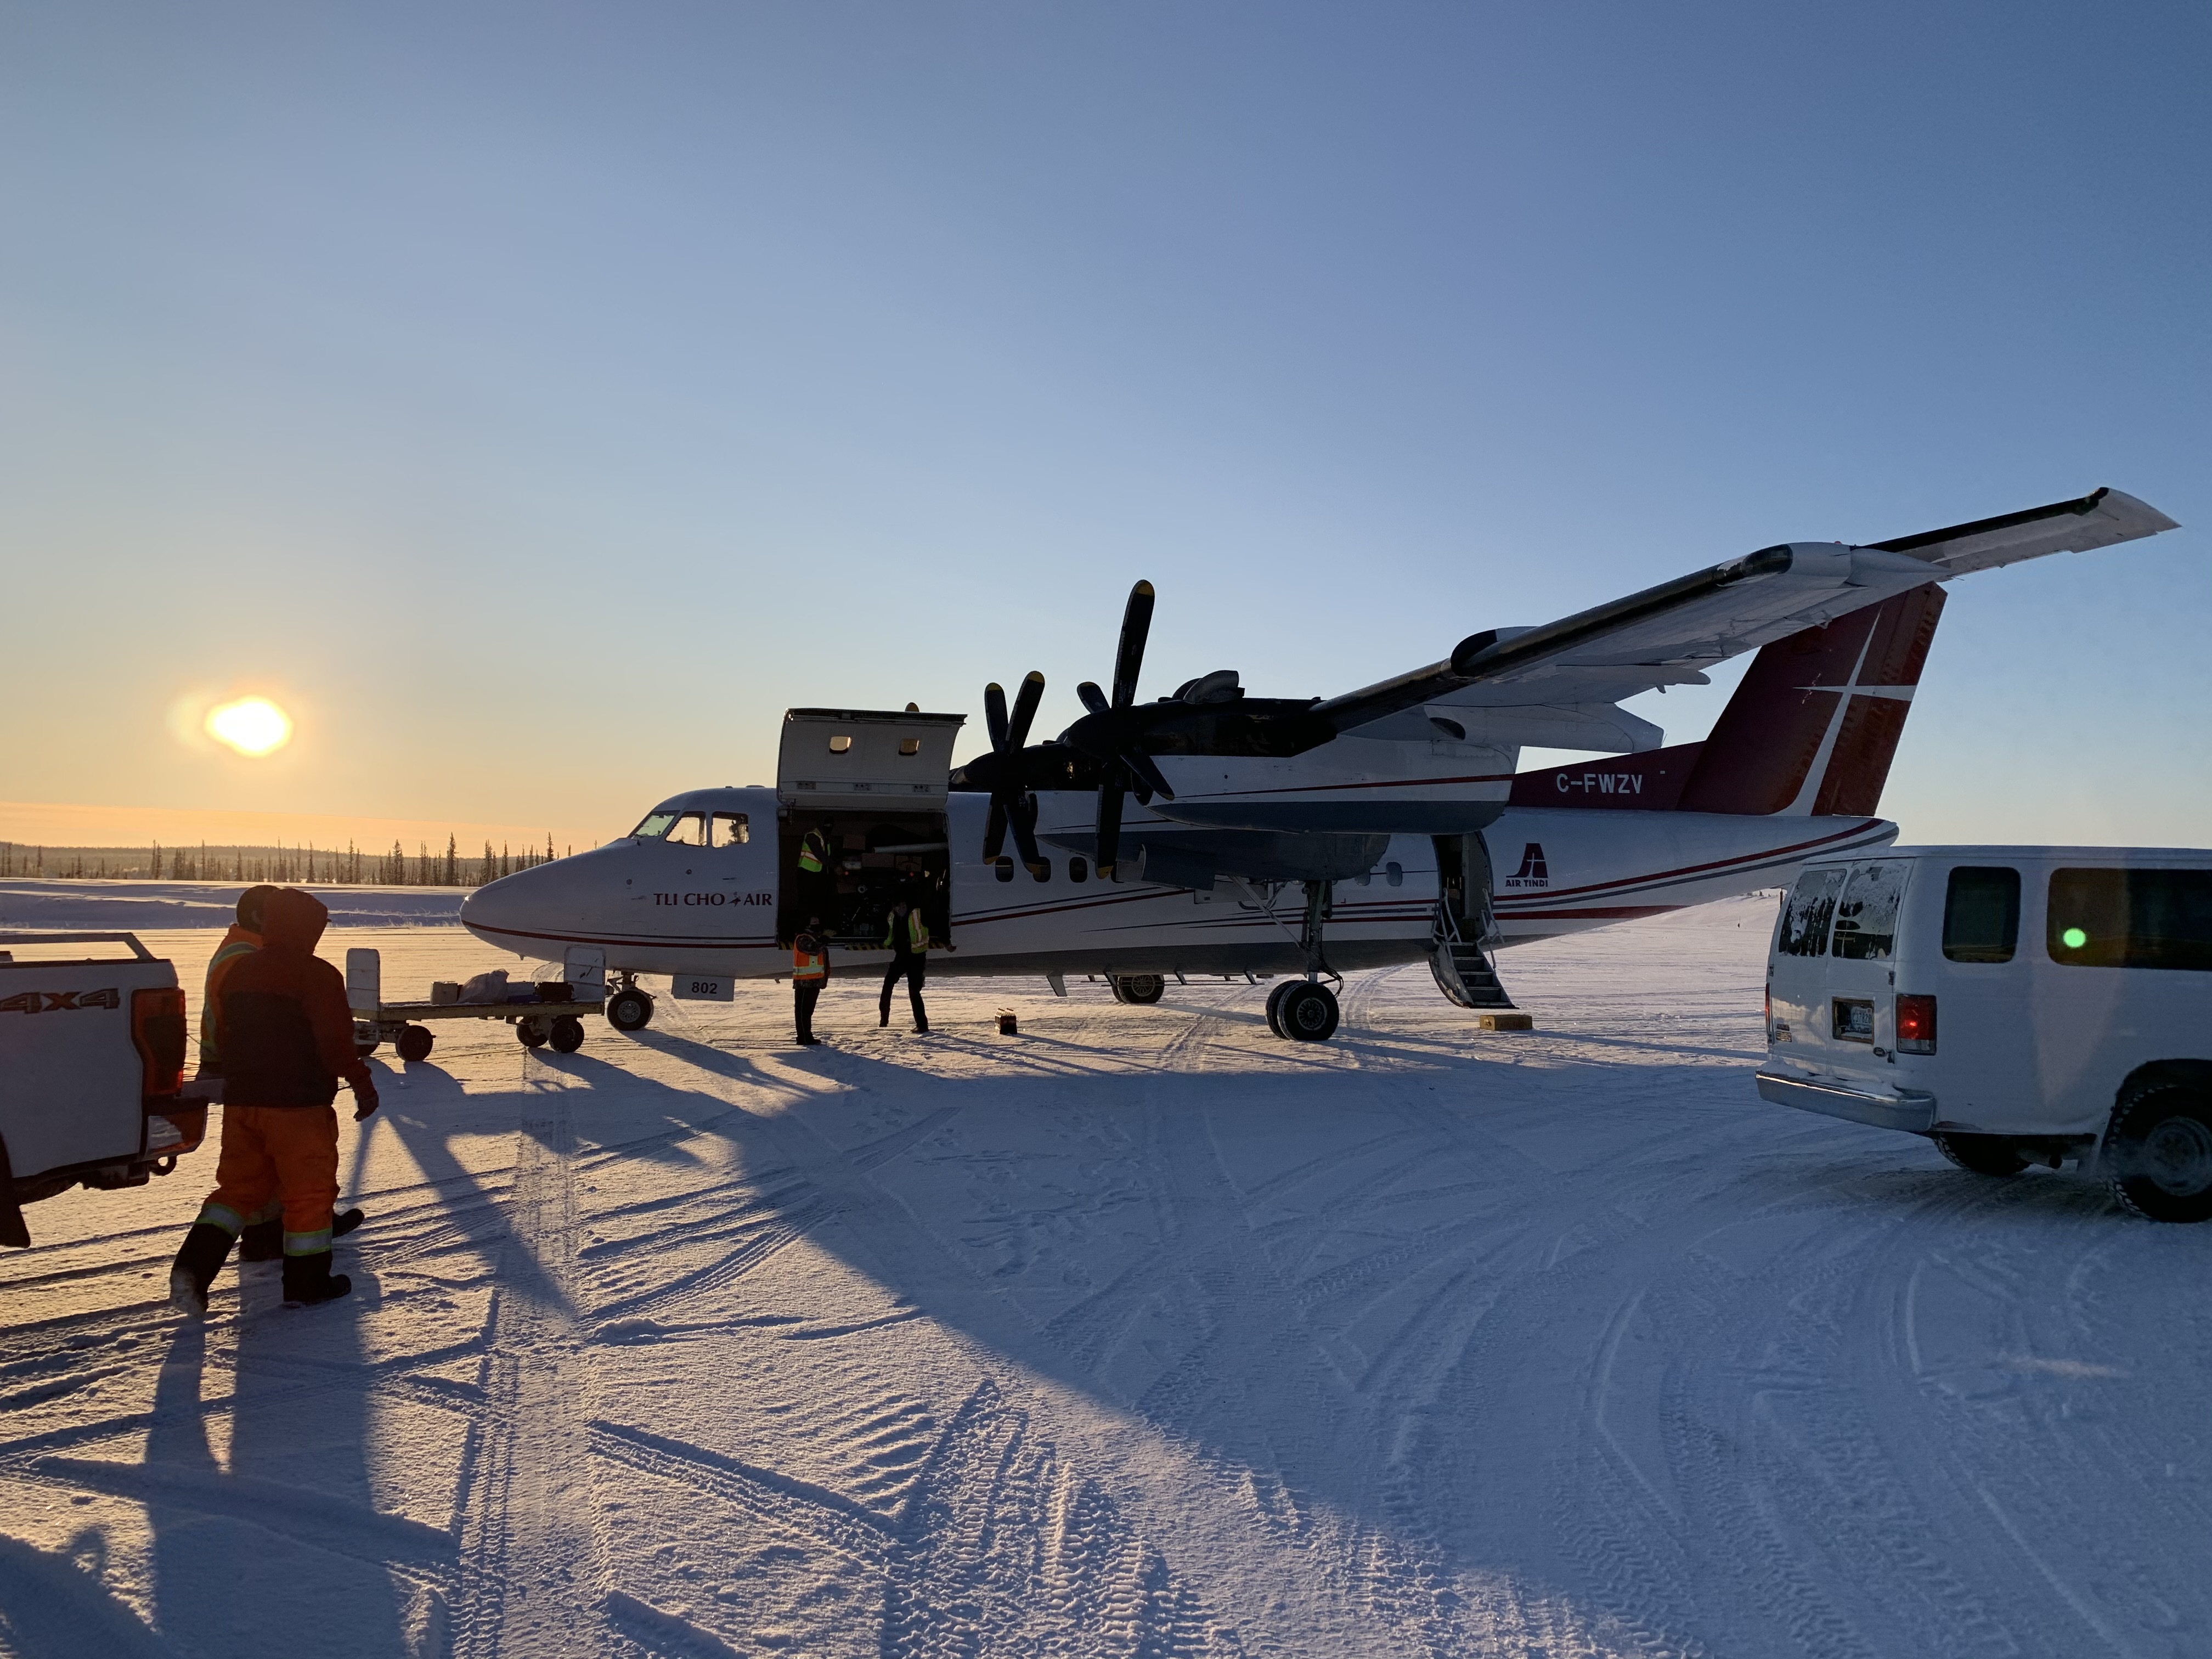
[2048,868,2212,972]
[630,810,679,839]
[1068,856,1088,884]
[899,737,921,756]
[710,812,749,848]
[1777,867,1844,956]
[1943,867,2019,963]
[1830,860,1907,961]
[828,734,853,754]
[663,812,709,847]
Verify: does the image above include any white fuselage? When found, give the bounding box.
[458,786,1897,983]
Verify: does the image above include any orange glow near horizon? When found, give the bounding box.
[205,697,293,757]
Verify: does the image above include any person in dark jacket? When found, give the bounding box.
[198,884,278,1079]
[792,916,829,1045]
[878,896,931,1033]
[170,888,379,1313]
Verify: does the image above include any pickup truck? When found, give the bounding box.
[1,931,209,1247]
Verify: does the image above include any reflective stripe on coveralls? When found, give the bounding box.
[793,944,827,981]
[798,831,828,873]
[883,910,928,952]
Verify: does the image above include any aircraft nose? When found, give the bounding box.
[460,862,565,956]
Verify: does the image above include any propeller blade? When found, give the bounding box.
[983,799,1007,862]
[1011,797,1046,877]
[1006,670,1045,749]
[1123,748,1175,803]
[1075,680,1111,717]
[984,681,1009,752]
[1110,580,1154,710]
[1095,780,1125,879]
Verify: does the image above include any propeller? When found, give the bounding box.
[980,670,1049,877]
[1070,580,1176,879]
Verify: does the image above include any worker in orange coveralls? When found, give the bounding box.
[169,888,379,1313]
[196,884,364,1267]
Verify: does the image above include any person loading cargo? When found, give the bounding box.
[793,915,829,1046]
[198,884,362,1266]
[170,888,379,1314]
[878,895,930,1033]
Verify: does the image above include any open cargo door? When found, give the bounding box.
[777,708,966,946]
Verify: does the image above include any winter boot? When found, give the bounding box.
[168,1222,236,1316]
[239,1217,284,1261]
[331,1206,364,1240]
[281,1251,352,1308]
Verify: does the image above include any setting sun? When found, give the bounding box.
[205,696,292,757]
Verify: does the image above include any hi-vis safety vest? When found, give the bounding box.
[792,939,827,981]
[885,910,928,953]
[797,831,828,874]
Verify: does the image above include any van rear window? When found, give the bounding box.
[2048,868,2212,972]
[1830,860,1907,961]
[1778,867,1846,956]
[1943,867,2020,963]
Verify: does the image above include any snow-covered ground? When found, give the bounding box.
[0,879,466,933]
[3,895,2206,1658]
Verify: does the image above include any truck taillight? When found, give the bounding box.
[132,986,187,1098]
[1894,993,1937,1055]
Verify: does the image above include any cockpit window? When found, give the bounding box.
[664,811,709,847]
[630,810,679,839]
[710,812,749,848]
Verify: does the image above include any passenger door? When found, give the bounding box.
[1920,862,2033,1127]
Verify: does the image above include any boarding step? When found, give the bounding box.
[1429,937,1518,1011]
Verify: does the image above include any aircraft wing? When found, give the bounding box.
[1322,487,2177,733]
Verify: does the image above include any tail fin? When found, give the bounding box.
[1506,582,1945,816]
[1680,582,1945,815]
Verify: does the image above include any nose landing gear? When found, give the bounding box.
[606,979,655,1034]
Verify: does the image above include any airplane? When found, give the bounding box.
[459,487,2177,1043]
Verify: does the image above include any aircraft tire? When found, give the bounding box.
[2105,1085,2212,1223]
[1114,974,1165,1005]
[1264,980,1293,1037]
[548,1015,586,1054]
[396,1024,435,1063]
[607,988,654,1033]
[1931,1132,2027,1177]
[1278,981,1339,1043]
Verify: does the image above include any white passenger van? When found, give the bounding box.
[1758,848,2212,1222]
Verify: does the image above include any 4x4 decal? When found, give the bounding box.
[0,987,121,1015]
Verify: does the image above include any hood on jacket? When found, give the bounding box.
[260,887,330,953]
[236,883,281,932]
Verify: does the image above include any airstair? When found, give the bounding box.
[1429,911,1517,1010]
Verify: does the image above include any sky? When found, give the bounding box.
[3,1,2207,851]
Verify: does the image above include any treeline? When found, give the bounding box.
[0,835,571,887]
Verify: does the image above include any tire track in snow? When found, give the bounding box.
[454,1079,607,1658]
[591,1380,1245,1657]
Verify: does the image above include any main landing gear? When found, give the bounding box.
[1264,881,1341,1043]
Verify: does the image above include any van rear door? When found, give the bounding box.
[1770,859,1911,1078]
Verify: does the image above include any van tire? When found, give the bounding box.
[1931,1133,2028,1177]
[2105,1085,2212,1224]
[1111,975,1165,1006]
